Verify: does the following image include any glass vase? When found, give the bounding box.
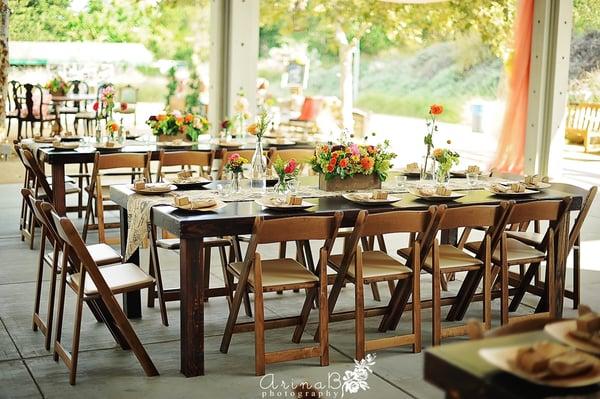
[274,176,297,194]
[250,137,267,193]
[231,171,241,193]
[420,155,435,184]
[435,166,450,186]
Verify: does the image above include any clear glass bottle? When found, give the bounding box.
[250,137,267,193]
[95,119,102,144]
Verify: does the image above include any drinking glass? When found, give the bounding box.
[466,172,479,187]
[396,175,407,189]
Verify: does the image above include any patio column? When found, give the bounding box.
[524,0,573,176]
[209,0,260,135]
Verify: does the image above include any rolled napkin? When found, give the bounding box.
[106,141,117,148]
[406,162,420,173]
[491,183,508,193]
[351,193,372,201]
[190,198,216,209]
[435,186,452,196]
[177,170,193,179]
[174,196,190,206]
[418,187,436,196]
[467,165,480,174]
[286,195,303,206]
[524,174,550,187]
[145,183,171,191]
[510,183,526,193]
[133,180,146,190]
[372,190,389,200]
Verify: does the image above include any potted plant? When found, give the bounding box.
[310,140,396,192]
[45,76,70,96]
[147,112,210,142]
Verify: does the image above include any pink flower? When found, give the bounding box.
[284,159,297,174]
[228,153,240,162]
[349,143,360,156]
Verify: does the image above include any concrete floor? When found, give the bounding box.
[0,182,599,399]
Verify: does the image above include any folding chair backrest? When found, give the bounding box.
[252,213,343,245]
[568,186,597,251]
[506,198,572,249]
[51,211,99,275]
[157,150,214,180]
[22,148,52,201]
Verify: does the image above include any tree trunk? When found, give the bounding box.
[336,26,354,132]
[0,1,8,131]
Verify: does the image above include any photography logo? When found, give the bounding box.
[259,353,377,398]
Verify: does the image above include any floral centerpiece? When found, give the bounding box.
[422,104,444,179]
[220,119,232,139]
[310,140,396,191]
[45,76,70,96]
[432,146,460,184]
[272,156,301,193]
[146,112,210,142]
[224,153,249,192]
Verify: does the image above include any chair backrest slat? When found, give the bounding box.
[157,150,214,180]
[22,148,53,201]
[253,214,343,244]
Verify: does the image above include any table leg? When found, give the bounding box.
[180,237,204,377]
[119,206,142,319]
[51,163,66,215]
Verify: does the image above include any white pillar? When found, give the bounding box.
[208,0,259,135]
[525,0,572,177]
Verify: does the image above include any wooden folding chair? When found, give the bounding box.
[319,207,440,359]
[220,213,342,376]
[507,186,597,309]
[147,149,238,326]
[463,198,573,325]
[50,211,158,384]
[20,148,81,248]
[83,152,150,243]
[24,190,122,350]
[398,203,511,345]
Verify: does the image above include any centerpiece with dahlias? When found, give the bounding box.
[310,139,396,192]
[146,112,210,142]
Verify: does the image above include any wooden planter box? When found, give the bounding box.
[319,173,382,192]
[158,132,189,142]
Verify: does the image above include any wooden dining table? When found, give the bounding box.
[424,329,600,398]
[109,181,585,377]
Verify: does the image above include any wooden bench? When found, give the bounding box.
[565,102,600,152]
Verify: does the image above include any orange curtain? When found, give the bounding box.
[491,0,535,174]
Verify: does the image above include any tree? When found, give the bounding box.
[260,0,515,130]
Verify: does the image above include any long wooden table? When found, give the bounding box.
[110,182,585,377]
[424,330,600,398]
[34,140,312,215]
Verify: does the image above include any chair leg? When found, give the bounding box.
[44,246,60,351]
[82,190,94,242]
[509,263,539,312]
[354,247,365,361]
[219,246,235,310]
[292,288,317,344]
[149,225,169,326]
[431,243,441,346]
[370,282,381,302]
[69,288,85,385]
[573,236,581,309]
[53,255,69,362]
[32,230,46,332]
[483,238,492,331]
[319,247,329,366]
[253,255,266,376]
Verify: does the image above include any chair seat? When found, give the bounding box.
[45,243,122,268]
[114,107,136,114]
[398,245,483,271]
[74,111,96,119]
[329,250,411,281]
[465,238,546,264]
[69,263,154,296]
[60,106,79,114]
[505,231,544,246]
[38,181,80,197]
[229,258,318,289]
[156,237,230,250]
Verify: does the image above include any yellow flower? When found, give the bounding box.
[433,148,443,159]
[246,123,258,135]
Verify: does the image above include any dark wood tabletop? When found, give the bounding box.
[109,182,586,238]
[35,141,315,165]
[424,330,600,398]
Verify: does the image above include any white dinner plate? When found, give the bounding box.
[255,197,314,210]
[342,193,402,205]
[544,320,600,355]
[130,184,176,195]
[408,188,465,202]
[173,199,227,212]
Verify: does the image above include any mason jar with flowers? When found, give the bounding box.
[310,140,396,192]
[432,147,460,185]
[272,157,301,194]
[146,112,210,142]
[223,153,248,192]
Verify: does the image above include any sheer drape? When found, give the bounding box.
[491,0,534,174]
